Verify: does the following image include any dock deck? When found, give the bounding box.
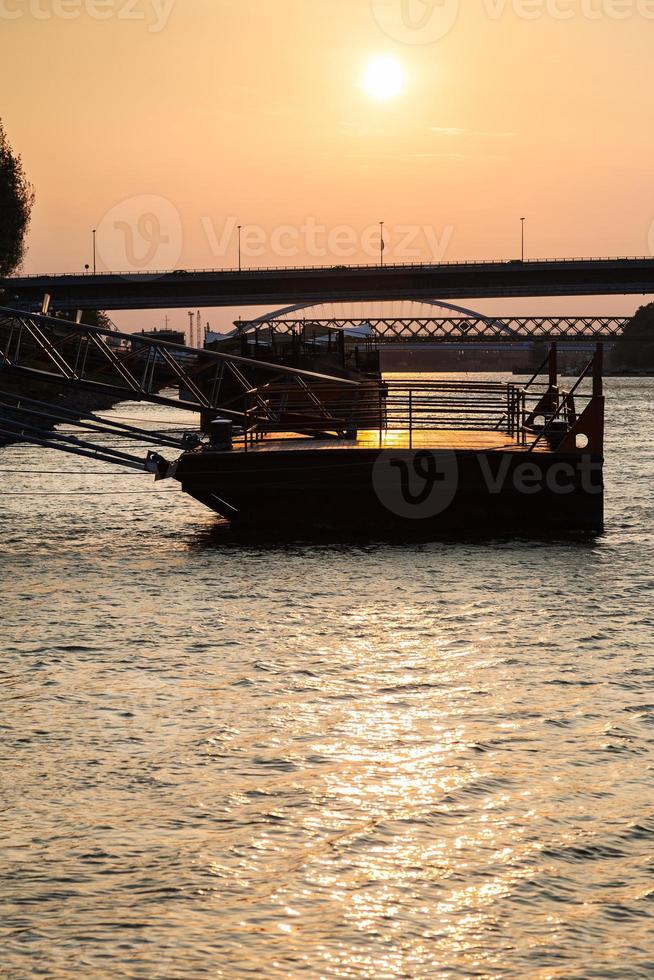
[234,428,547,453]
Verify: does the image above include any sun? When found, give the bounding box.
[362,56,406,102]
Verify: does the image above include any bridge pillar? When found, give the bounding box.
[338,330,345,368]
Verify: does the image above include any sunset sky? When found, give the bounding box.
[2,0,653,330]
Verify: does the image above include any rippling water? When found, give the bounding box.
[1,377,653,978]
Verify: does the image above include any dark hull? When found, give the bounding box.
[175,447,604,538]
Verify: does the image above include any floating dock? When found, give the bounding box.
[171,346,605,536]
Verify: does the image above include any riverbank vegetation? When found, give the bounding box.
[617,303,654,373]
[0,119,34,277]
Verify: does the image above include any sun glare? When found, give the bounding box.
[362,56,405,102]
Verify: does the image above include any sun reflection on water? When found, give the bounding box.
[4,382,654,977]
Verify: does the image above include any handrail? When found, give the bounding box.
[526,355,597,453]
[238,377,524,447]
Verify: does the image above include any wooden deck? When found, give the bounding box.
[236,429,547,453]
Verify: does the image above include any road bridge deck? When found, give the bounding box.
[3,256,654,310]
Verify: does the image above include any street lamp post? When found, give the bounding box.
[188,310,194,348]
[521,218,526,262]
[380,221,385,268]
[92,229,97,275]
[238,225,242,272]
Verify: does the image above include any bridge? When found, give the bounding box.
[2,256,654,311]
[236,315,631,344]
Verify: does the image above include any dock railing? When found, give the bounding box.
[234,378,529,449]
[522,344,604,454]
[233,344,604,452]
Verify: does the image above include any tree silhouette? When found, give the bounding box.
[0,119,35,276]
[618,303,654,372]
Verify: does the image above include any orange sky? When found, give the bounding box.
[2,0,654,330]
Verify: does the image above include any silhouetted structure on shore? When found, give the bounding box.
[614,303,654,373]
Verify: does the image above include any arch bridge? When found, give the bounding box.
[234,301,631,344]
[237,315,629,343]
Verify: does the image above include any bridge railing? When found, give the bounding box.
[5,255,654,281]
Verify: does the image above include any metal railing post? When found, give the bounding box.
[243,393,248,453]
[409,389,413,449]
[522,391,527,445]
[549,342,558,389]
[593,343,604,398]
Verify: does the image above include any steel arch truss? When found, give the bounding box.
[238,316,629,343]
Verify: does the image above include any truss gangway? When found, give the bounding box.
[0,306,365,471]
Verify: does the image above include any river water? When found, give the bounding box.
[1,376,653,978]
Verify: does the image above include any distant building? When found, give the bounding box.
[141,328,186,346]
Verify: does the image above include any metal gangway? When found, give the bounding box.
[0,307,363,471]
